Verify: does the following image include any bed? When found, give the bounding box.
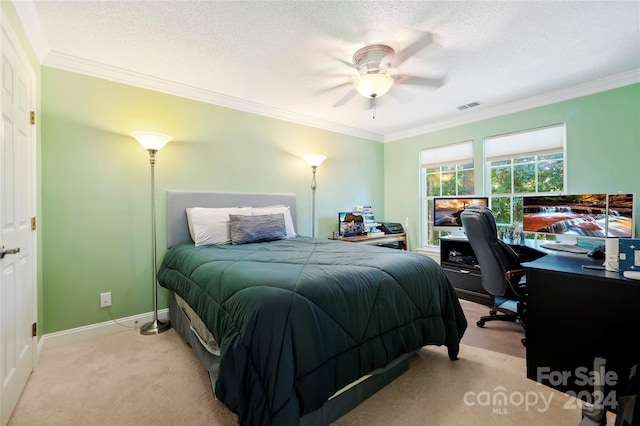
[157,191,467,426]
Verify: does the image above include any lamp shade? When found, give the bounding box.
[304,154,327,167]
[131,131,172,150]
[354,73,394,98]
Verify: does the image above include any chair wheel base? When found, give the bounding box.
[476,320,485,327]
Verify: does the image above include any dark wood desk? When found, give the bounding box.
[439,237,489,306]
[439,238,546,307]
[523,253,640,410]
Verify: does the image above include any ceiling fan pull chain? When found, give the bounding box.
[371,96,377,119]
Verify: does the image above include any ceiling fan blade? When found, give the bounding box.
[324,73,355,79]
[336,57,354,68]
[393,74,445,88]
[333,88,357,107]
[316,81,352,96]
[326,52,356,71]
[394,32,433,67]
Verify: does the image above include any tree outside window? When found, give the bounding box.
[419,125,565,248]
[486,125,565,239]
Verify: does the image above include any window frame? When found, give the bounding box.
[417,124,567,249]
[484,123,567,236]
[420,141,475,247]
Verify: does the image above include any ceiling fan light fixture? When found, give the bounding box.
[354,73,394,99]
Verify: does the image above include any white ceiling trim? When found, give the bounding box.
[385,70,640,142]
[44,47,640,145]
[15,1,384,142]
[15,1,640,144]
[42,50,385,142]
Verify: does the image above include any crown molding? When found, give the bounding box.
[12,1,638,144]
[14,0,383,141]
[385,70,640,142]
[43,48,639,145]
[42,50,385,142]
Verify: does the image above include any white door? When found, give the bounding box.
[0,16,36,426]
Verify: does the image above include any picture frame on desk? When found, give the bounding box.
[618,238,640,274]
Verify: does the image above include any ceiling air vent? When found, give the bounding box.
[457,102,480,110]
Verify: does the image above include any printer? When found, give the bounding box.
[377,222,404,234]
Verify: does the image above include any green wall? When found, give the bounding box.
[38,74,640,334]
[10,0,637,334]
[41,67,384,333]
[384,84,640,248]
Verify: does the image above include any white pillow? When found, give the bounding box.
[186,208,196,241]
[251,205,296,238]
[186,207,252,246]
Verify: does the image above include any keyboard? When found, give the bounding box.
[539,243,589,254]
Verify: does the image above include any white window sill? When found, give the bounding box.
[416,245,439,254]
[416,245,441,263]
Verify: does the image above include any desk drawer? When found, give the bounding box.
[441,265,491,305]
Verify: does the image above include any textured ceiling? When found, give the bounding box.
[15,1,640,141]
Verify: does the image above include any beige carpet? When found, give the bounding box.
[9,328,614,426]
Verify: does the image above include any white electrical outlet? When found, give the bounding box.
[100,292,112,308]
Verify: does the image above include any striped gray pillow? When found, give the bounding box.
[229,213,287,245]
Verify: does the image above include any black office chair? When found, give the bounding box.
[459,205,530,343]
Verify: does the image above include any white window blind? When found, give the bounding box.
[420,141,473,168]
[485,124,564,162]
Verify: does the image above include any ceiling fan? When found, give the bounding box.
[329,34,442,118]
[352,44,395,101]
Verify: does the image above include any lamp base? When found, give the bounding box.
[140,319,171,335]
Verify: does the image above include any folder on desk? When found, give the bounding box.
[618,238,640,274]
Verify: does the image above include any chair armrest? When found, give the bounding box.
[505,268,527,298]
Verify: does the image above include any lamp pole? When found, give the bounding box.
[140,148,171,335]
[131,131,172,336]
[303,154,326,238]
[310,165,318,238]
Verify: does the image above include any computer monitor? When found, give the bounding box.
[432,197,489,234]
[607,193,635,238]
[522,194,608,238]
[338,211,366,237]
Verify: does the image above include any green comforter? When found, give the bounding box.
[158,237,467,426]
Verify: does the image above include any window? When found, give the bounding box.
[420,141,475,246]
[485,124,566,237]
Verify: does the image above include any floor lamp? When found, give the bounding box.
[132,131,173,335]
[303,154,326,238]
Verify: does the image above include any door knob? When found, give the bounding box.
[0,246,20,259]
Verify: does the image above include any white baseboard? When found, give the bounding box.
[38,309,170,355]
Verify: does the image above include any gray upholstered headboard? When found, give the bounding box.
[166,191,298,248]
